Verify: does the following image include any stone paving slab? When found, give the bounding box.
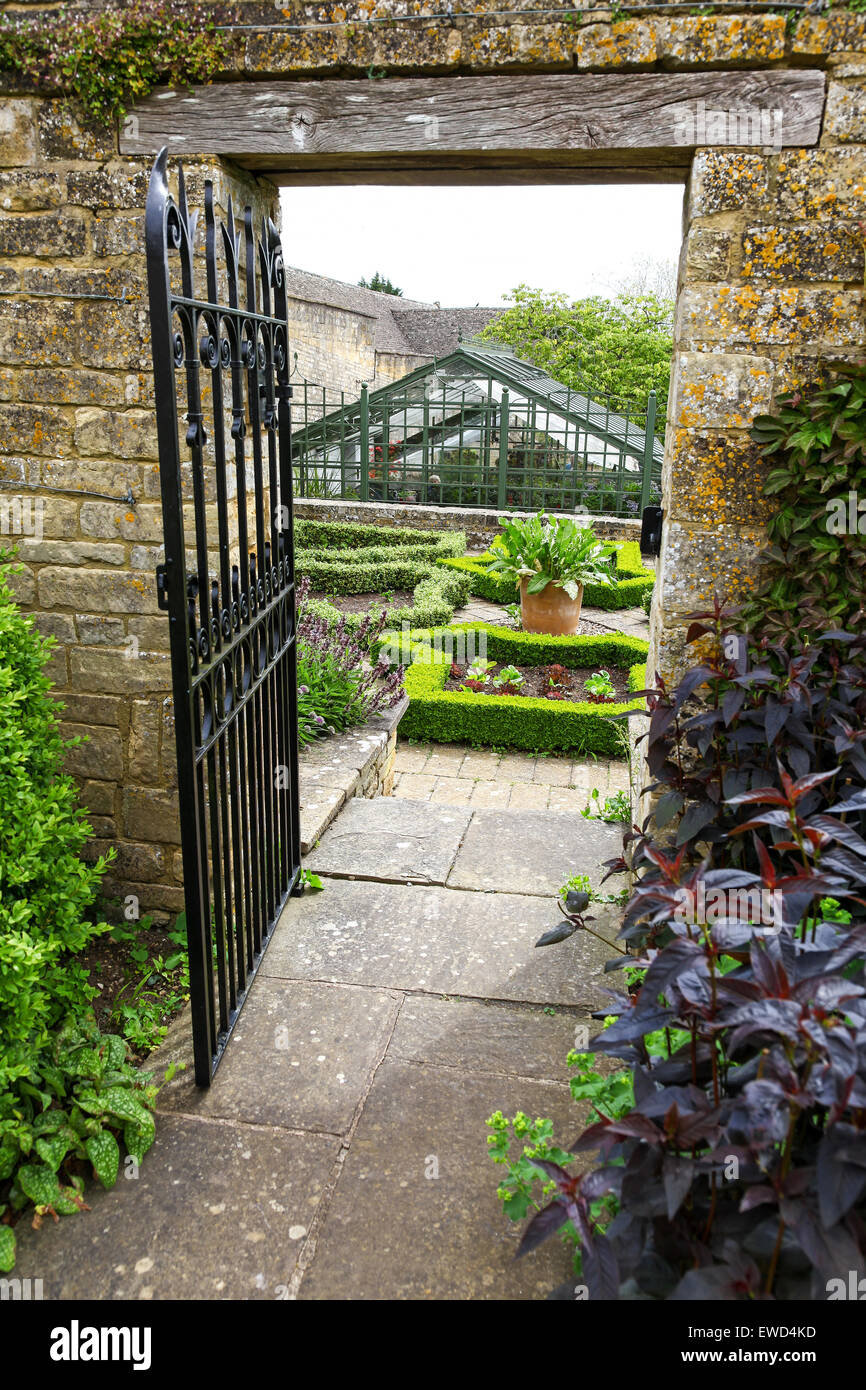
[388,995,585,1081]
[300,786,347,854]
[156,978,400,1134]
[263,879,619,1010]
[298,1060,575,1300]
[12,1115,338,1301]
[448,806,622,897]
[305,796,472,885]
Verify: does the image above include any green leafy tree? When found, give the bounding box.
[482,284,674,432]
[359,272,404,297]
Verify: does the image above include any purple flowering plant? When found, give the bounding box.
[295,576,404,747]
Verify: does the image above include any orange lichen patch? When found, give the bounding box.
[793,12,866,55]
[741,224,864,284]
[576,20,656,68]
[658,15,786,64]
[669,431,773,527]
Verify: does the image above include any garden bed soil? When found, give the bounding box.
[79,921,189,1063]
[445,661,632,703]
[312,588,414,615]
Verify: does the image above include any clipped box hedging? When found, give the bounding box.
[390,623,648,756]
[437,539,654,611]
[296,523,465,597]
[295,518,465,552]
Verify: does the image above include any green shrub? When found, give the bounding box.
[294,518,465,553]
[296,526,465,597]
[389,623,647,754]
[0,555,157,1271]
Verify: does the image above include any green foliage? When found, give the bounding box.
[0,554,160,1267]
[0,554,113,1078]
[438,538,653,611]
[484,513,614,601]
[487,1112,577,1226]
[482,285,673,431]
[584,669,616,699]
[0,1,233,126]
[107,917,189,1054]
[581,787,632,823]
[745,363,866,640]
[558,872,628,908]
[0,1021,160,1270]
[295,526,465,597]
[358,272,403,296]
[394,624,647,754]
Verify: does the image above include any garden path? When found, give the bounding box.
[12,603,649,1300]
[13,774,625,1301]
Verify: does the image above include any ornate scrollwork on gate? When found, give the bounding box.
[146,149,302,1086]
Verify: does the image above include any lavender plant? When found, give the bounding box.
[295,577,404,747]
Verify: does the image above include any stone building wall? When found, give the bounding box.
[0,0,864,914]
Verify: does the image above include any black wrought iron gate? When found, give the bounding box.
[145,150,302,1086]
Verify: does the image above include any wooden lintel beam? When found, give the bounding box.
[121,71,825,174]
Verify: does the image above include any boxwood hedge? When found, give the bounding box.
[437,538,654,611]
[387,623,648,755]
[296,522,465,597]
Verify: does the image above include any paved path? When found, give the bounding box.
[453,596,649,642]
[394,741,630,812]
[14,776,625,1301]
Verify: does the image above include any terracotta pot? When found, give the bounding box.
[519,577,583,635]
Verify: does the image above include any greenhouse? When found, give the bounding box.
[291,340,663,517]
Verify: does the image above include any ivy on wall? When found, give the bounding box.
[0,1,234,127]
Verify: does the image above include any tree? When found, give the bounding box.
[615,254,678,302]
[359,272,403,297]
[481,284,674,432]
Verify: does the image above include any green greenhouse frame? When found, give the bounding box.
[290,340,663,518]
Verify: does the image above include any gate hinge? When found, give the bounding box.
[156,564,169,611]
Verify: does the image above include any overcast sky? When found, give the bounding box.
[279,183,684,306]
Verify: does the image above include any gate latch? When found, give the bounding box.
[156,565,169,611]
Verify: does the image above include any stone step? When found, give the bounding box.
[304,791,623,897]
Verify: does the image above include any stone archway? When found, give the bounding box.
[1,11,863,912]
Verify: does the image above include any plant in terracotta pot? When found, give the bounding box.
[484,513,613,634]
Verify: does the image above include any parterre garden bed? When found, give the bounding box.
[439,539,654,611]
[381,623,648,756]
[295,519,654,632]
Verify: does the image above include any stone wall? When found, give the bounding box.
[294,496,643,552]
[0,0,864,913]
[0,97,279,919]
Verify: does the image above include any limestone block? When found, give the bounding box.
[60,722,124,781]
[688,151,769,218]
[124,789,181,844]
[825,79,866,144]
[0,211,87,257]
[774,149,866,220]
[39,567,159,615]
[678,285,865,351]
[656,15,786,65]
[0,170,62,211]
[0,99,38,165]
[70,646,170,694]
[671,352,774,431]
